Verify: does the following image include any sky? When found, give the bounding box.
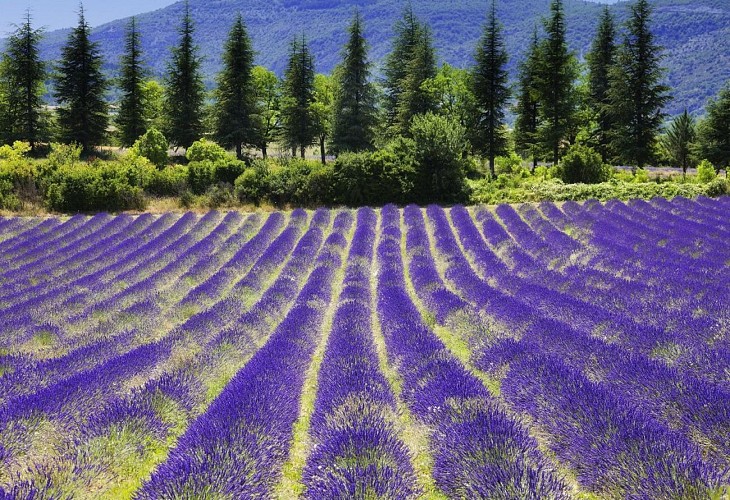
[0,0,175,35]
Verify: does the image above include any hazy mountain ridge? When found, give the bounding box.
[34,0,730,116]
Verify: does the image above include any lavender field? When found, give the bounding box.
[0,197,729,499]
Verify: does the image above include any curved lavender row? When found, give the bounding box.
[497,349,724,498]
[302,208,419,499]
[0,215,78,259]
[0,212,163,306]
[136,212,353,499]
[0,214,137,297]
[377,205,568,498]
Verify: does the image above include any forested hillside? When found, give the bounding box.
[28,0,730,115]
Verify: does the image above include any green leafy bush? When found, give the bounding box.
[187,161,217,195]
[149,165,189,196]
[495,152,525,176]
[235,160,270,206]
[47,142,83,169]
[561,144,610,184]
[697,159,717,183]
[131,128,168,169]
[215,160,247,185]
[185,139,229,163]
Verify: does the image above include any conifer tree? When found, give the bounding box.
[662,109,695,177]
[54,5,108,153]
[396,26,437,135]
[214,13,255,160]
[281,36,316,158]
[164,0,205,150]
[535,0,578,164]
[117,17,147,147]
[697,84,730,171]
[472,0,510,177]
[514,28,542,170]
[586,6,617,162]
[331,11,377,154]
[383,2,423,128]
[0,12,46,150]
[607,0,670,171]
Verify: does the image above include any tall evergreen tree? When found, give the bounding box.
[164,0,205,150]
[117,17,147,147]
[586,6,617,163]
[697,84,730,171]
[396,26,437,134]
[472,0,510,177]
[662,109,695,177]
[331,11,377,154]
[281,36,316,158]
[535,0,578,164]
[54,5,108,153]
[0,12,46,150]
[383,2,423,128]
[214,13,255,160]
[514,28,542,170]
[607,0,670,171]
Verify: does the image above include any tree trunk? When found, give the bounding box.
[489,156,496,178]
[320,136,326,165]
[261,145,268,159]
[300,146,305,159]
[236,143,242,161]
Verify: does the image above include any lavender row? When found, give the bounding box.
[302,208,419,498]
[378,205,567,498]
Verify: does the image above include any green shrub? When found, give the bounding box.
[495,152,524,176]
[697,159,717,183]
[215,160,247,185]
[131,128,168,169]
[149,165,189,196]
[187,161,217,195]
[410,113,469,204]
[203,183,235,209]
[47,142,82,169]
[114,154,157,190]
[705,177,728,197]
[185,139,228,163]
[235,160,270,205]
[561,144,610,184]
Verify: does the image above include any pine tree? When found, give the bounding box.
[281,36,316,158]
[383,2,423,128]
[514,28,541,171]
[697,84,730,171]
[535,0,578,164]
[164,0,205,150]
[472,0,510,178]
[54,5,108,153]
[214,13,255,160]
[331,11,377,154]
[117,17,147,147]
[396,26,437,134]
[662,109,695,177]
[586,6,617,163]
[0,12,46,150]
[607,0,670,171]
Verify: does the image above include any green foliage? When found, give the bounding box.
[696,84,730,170]
[409,113,469,204]
[54,7,109,153]
[471,0,510,176]
[396,27,437,135]
[214,160,247,185]
[164,0,205,149]
[662,110,696,174]
[187,160,217,195]
[586,7,617,162]
[697,159,717,183]
[0,13,47,150]
[331,12,377,154]
[560,144,610,184]
[185,138,228,163]
[47,142,83,169]
[514,29,541,169]
[214,14,256,159]
[117,18,148,147]
[131,128,169,169]
[494,152,524,176]
[311,73,335,164]
[251,66,282,158]
[235,160,270,205]
[281,37,316,157]
[422,64,475,131]
[148,165,188,196]
[607,0,671,170]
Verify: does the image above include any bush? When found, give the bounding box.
[215,160,247,185]
[187,161,217,195]
[149,165,189,196]
[697,159,717,183]
[495,152,524,176]
[203,183,235,209]
[409,113,469,204]
[561,144,610,184]
[47,142,83,169]
[131,128,168,169]
[235,160,270,206]
[186,139,228,163]
[705,177,728,197]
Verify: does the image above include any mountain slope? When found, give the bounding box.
[36,0,730,116]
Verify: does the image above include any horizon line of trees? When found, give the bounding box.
[0,0,729,173]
